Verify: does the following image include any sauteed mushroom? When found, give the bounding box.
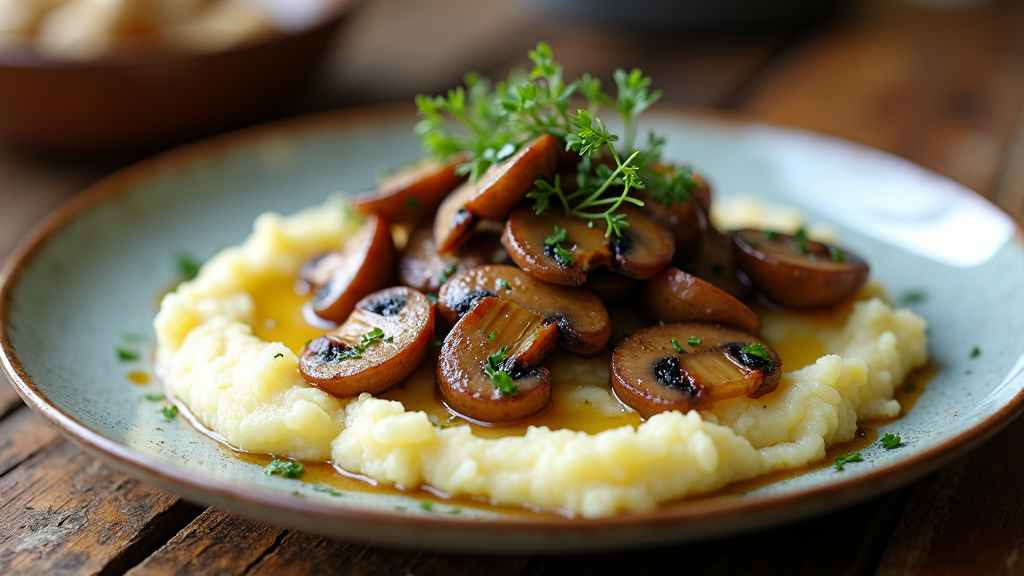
[582,267,639,306]
[310,215,396,323]
[350,155,466,224]
[398,224,508,293]
[502,205,674,286]
[639,169,712,261]
[300,287,435,397]
[732,229,869,309]
[438,264,611,355]
[438,296,559,423]
[433,134,559,253]
[643,268,760,334]
[611,322,782,418]
[681,225,751,300]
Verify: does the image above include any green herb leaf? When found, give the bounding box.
[273,353,284,359]
[438,264,458,286]
[687,336,701,345]
[671,339,684,353]
[312,484,344,497]
[834,451,862,471]
[657,320,665,326]
[970,346,981,359]
[497,278,512,291]
[420,501,434,512]
[880,433,901,450]
[741,342,770,362]
[144,393,165,402]
[161,405,178,422]
[488,331,496,341]
[484,346,518,396]
[764,230,779,241]
[544,225,568,245]
[427,292,439,305]
[265,458,304,478]
[900,289,927,304]
[552,244,576,267]
[828,246,846,262]
[447,506,462,514]
[175,252,202,280]
[117,347,139,361]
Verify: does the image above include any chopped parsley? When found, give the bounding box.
[121,332,146,343]
[764,230,779,241]
[687,336,701,345]
[312,484,344,497]
[336,327,393,361]
[497,278,512,291]
[273,353,284,359]
[405,195,421,212]
[420,501,434,512]
[144,393,165,402]
[161,405,178,422]
[545,225,568,246]
[488,331,496,341]
[427,292,439,305]
[175,251,202,280]
[438,264,458,286]
[552,244,576,267]
[544,225,576,267]
[264,459,304,478]
[657,320,665,326]
[900,289,927,304]
[969,346,981,359]
[880,433,901,449]
[741,342,770,362]
[834,451,862,471]
[484,346,518,396]
[828,246,846,262]
[117,347,140,361]
[671,339,684,353]
[448,506,462,515]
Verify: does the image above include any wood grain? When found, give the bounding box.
[0,407,61,477]
[0,440,202,575]
[738,0,1024,197]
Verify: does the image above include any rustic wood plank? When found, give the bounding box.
[0,406,61,477]
[0,440,202,576]
[0,379,23,421]
[875,415,1024,575]
[738,0,1024,197]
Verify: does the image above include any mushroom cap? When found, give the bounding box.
[300,286,435,397]
[433,134,559,254]
[643,267,760,333]
[398,224,508,294]
[350,155,466,224]
[611,322,781,418]
[438,264,611,355]
[438,296,559,423]
[679,224,752,300]
[311,214,397,323]
[731,229,870,309]
[502,204,675,287]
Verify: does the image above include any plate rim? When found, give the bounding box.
[3,103,1024,550]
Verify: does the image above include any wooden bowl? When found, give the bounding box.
[0,0,357,154]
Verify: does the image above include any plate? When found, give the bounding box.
[3,104,1024,552]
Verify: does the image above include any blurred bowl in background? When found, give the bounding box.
[0,0,359,155]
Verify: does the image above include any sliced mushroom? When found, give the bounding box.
[731,229,870,309]
[643,268,760,333]
[502,205,674,286]
[300,287,435,397]
[438,296,559,423]
[437,264,611,355]
[638,167,712,261]
[350,155,466,224]
[298,251,347,295]
[397,224,508,294]
[311,214,396,323]
[611,322,782,418]
[582,267,640,306]
[433,134,559,253]
[680,225,751,300]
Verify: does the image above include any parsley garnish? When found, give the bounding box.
[427,292,439,305]
[438,264,457,286]
[764,230,779,241]
[265,459,304,478]
[657,320,665,326]
[900,289,927,304]
[793,227,811,255]
[161,405,178,422]
[484,346,518,396]
[687,336,701,345]
[420,501,434,512]
[741,342,770,362]
[880,433,901,449]
[273,353,284,359]
[175,251,202,280]
[544,225,576,266]
[497,278,512,291]
[545,225,568,245]
[828,247,846,262]
[144,393,165,402]
[671,339,684,353]
[117,346,139,361]
[313,484,344,497]
[336,327,392,361]
[970,346,981,359]
[834,452,862,471]
[448,506,462,514]
[405,195,421,212]
[488,331,496,341]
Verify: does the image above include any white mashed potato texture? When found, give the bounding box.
[155,198,929,518]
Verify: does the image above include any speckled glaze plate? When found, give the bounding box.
[3,105,1024,552]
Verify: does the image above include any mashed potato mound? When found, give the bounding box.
[155,199,929,518]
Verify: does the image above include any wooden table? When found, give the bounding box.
[3,0,1024,573]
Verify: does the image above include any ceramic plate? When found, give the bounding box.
[3,105,1024,552]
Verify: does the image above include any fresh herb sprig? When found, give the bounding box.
[484,346,518,396]
[335,327,393,361]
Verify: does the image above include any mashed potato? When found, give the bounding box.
[155,197,929,518]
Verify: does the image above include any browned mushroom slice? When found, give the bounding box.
[350,156,466,224]
[438,296,559,423]
[297,251,347,295]
[502,205,674,286]
[300,287,435,397]
[641,194,703,261]
[680,225,752,300]
[731,229,870,309]
[311,214,396,323]
[643,268,760,334]
[433,134,559,253]
[437,264,611,355]
[582,267,639,306]
[611,323,781,418]
[397,224,508,293]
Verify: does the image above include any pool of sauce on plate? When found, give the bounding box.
[127,371,152,385]
[146,272,932,516]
